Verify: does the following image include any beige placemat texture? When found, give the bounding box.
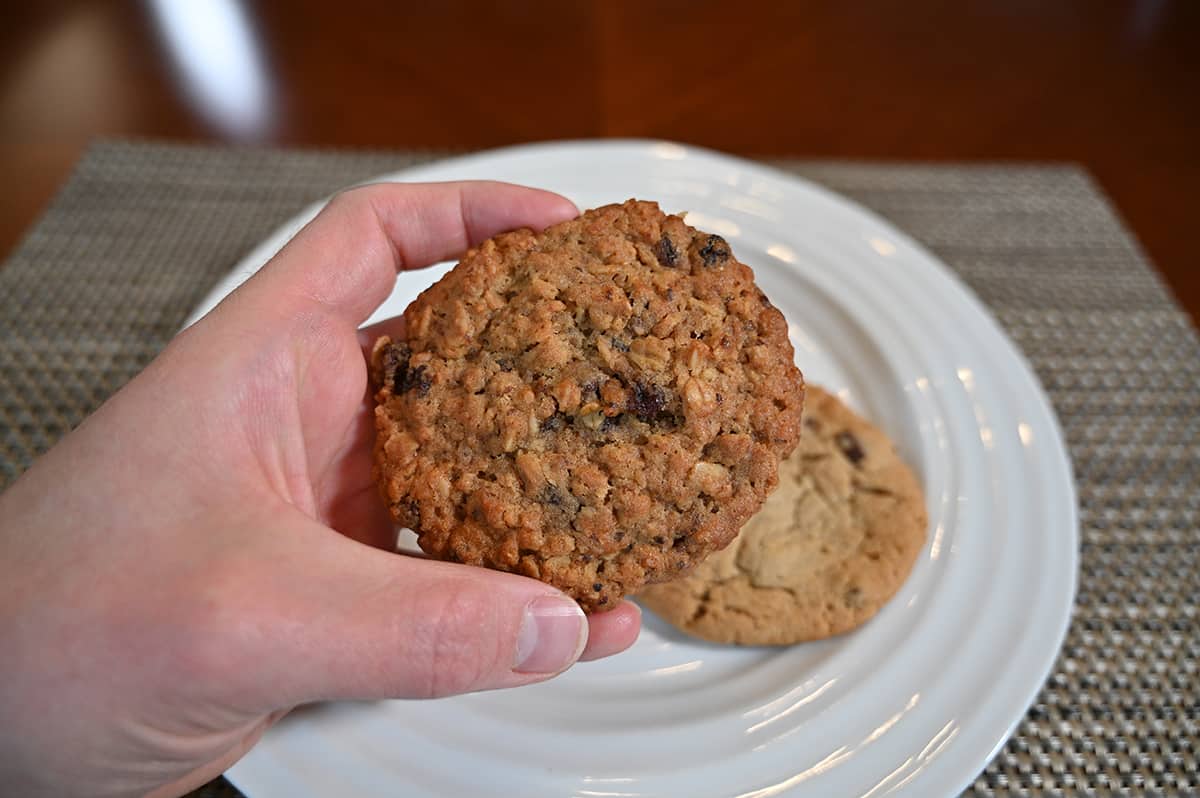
[1,141,1196,796]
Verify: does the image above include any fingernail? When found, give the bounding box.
[513,596,587,674]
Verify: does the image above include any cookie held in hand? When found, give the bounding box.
[371,200,804,611]
[638,386,927,643]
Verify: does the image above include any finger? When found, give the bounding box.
[356,313,405,361]
[238,181,578,330]
[239,519,590,708]
[322,480,398,551]
[312,381,400,551]
[580,601,642,662]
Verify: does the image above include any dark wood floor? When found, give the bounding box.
[3,1,1197,322]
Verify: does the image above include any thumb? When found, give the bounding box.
[222,181,579,333]
[240,523,589,707]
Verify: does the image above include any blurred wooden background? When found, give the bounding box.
[2,0,1197,322]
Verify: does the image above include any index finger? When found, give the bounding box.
[237,180,578,330]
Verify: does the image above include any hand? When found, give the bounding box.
[0,182,641,798]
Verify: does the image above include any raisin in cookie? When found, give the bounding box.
[637,386,926,643]
[371,199,803,612]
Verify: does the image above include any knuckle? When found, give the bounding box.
[321,187,383,243]
[326,184,392,226]
[414,581,504,698]
[326,185,372,215]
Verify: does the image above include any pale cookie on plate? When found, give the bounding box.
[637,386,927,644]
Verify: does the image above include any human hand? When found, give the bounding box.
[0,182,642,797]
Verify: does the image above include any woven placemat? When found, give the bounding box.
[1,141,1196,796]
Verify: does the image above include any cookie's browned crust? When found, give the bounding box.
[371,200,803,611]
[637,386,927,643]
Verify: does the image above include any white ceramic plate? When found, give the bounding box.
[189,141,1078,798]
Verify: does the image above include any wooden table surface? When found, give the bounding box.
[3,1,1197,324]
